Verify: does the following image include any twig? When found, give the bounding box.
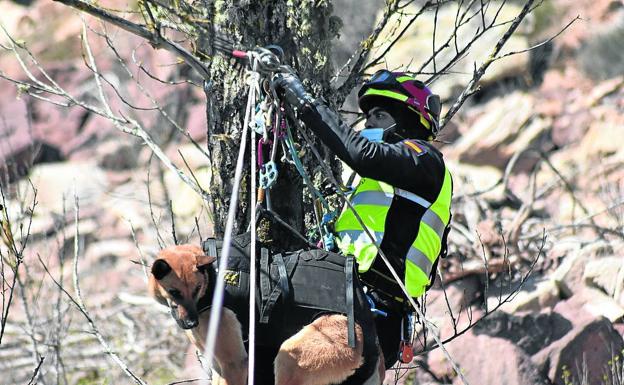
[26,356,45,385]
[440,0,537,128]
[169,199,178,245]
[493,15,581,61]
[146,155,166,250]
[332,0,400,103]
[364,1,432,71]
[98,28,210,161]
[419,232,544,354]
[78,22,211,203]
[52,0,211,79]
[128,221,150,283]
[32,193,148,385]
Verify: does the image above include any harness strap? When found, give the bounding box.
[259,247,271,320]
[426,212,452,291]
[345,255,356,348]
[205,238,218,259]
[274,253,290,300]
[197,240,218,314]
[259,252,291,324]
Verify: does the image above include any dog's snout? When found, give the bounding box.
[181,318,199,329]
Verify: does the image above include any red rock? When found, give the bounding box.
[614,323,624,338]
[472,310,573,355]
[555,286,624,323]
[429,331,549,385]
[551,110,592,148]
[532,317,624,385]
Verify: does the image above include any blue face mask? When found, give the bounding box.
[359,123,397,143]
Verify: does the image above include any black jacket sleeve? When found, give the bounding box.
[299,100,445,200]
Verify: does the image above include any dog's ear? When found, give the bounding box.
[152,259,172,280]
[196,254,216,271]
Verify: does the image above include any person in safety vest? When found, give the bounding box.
[272,69,453,369]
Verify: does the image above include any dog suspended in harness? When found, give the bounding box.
[200,233,380,385]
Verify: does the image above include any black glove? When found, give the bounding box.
[271,72,315,110]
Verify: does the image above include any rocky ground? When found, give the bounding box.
[1,0,623,385]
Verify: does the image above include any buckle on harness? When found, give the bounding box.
[365,294,387,317]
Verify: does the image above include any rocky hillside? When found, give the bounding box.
[0,1,623,385]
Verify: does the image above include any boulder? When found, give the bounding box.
[97,140,139,171]
[428,331,550,385]
[532,317,624,385]
[17,162,109,215]
[101,178,159,232]
[444,160,504,203]
[166,143,212,172]
[446,92,536,169]
[472,310,572,355]
[583,256,624,300]
[84,239,137,268]
[555,286,624,324]
[0,95,64,183]
[575,106,624,161]
[59,219,99,263]
[486,276,560,313]
[427,276,481,318]
[418,276,481,350]
[164,165,211,219]
[552,250,592,298]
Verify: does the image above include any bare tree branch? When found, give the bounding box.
[26,356,45,385]
[51,0,211,78]
[440,0,537,128]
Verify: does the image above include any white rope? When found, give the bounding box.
[248,82,258,385]
[202,65,260,380]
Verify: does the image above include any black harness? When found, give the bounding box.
[198,233,379,385]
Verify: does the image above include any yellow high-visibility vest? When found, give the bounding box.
[335,167,452,297]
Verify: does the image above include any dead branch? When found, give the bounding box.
[441,0,537,128]
[26,356,45,385]
[33,196,148,385]
[418,232,545,354]
[51,0,211,79]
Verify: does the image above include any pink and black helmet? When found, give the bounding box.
[358,70,441,139]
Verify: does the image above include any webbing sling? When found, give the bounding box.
[259,251,297,324]
[425,212,452,291]
[345,255,355,348]
[205,238,218,261]
[260,247,271,317]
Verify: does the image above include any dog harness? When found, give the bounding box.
[199,233,379,385]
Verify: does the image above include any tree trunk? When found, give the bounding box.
[200,0,343,251]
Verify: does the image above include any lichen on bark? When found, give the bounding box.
[184,1,344,251]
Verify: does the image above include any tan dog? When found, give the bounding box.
[149,244,384,385]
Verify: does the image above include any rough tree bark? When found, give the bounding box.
[199,0,343,251]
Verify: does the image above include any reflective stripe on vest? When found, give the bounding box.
[335,167,452,298]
